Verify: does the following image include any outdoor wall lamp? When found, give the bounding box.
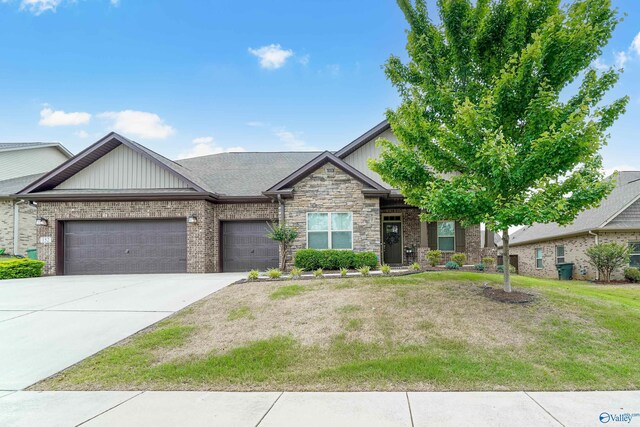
[35,217,48,227]
[187,215,197,224]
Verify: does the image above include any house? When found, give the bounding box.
[0,142,72,256]
[17,121,494,275]
[507,171,640,280]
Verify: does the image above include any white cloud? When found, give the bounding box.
[245,121,265,127]
[326,64,341,76]
[299,54,310,66]
[18,0,61,14]
[39,107,91,126]
[74,130,89,138]
[592,58,609,71]
[248,44,294,69]
[110,0,120,5]
[615,51,629,69]
[177,136,246,160]
[602,164,638,177]
[273,127,317,151]
[632,32,640,56]
[98,110,175,139]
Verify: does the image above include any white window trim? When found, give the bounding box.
[306,212,353,250]
[629,241,640,267]
[535,248,543,269]
[555,245,565,264]
[437,221,456,252]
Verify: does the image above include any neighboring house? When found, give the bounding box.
[0,143,72,256]
[507,171,640,280]
[18,122,494,275]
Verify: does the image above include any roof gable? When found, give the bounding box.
[335,120,390,159]
[264,151,389,197]
[19,133,209,195]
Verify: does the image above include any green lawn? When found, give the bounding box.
[35,272,640,391]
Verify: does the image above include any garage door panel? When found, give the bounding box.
[63,220,187,275]
[222,221,279,272]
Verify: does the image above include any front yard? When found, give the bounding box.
[36,272,640,391]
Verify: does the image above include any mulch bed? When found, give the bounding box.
[482,287,536,304]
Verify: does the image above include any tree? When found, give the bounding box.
[370,0,628,292]
[266,223,299,271]
[586,242,631,283]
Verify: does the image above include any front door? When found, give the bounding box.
[382,218,402,264]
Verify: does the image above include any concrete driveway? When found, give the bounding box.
[0,273,243,391]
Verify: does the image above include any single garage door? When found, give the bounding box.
[63,220,187,275]
[222,221,279,272]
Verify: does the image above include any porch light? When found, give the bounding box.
[35,217,48,227]
[187,215,197,224]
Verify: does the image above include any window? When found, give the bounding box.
[629,242,640,268]
[307,212,353,250]
[535,248,543,269]
[437,221,455,252]
[556,245,565,264]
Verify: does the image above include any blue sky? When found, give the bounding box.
[0,0,638,171]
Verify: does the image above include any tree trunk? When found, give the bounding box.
[281,243,288,271]
[502,229,512,293]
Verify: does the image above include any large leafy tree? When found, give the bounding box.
[371,0,628,292]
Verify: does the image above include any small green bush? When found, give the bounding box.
[358,265,371,276]
[474,263,486,271]
[497,264,516,274]
[247,269,260,281]
[410,262,421,271]
[267,268,282,279]
[340,267,348,277]
[381,264,392,275]
[624,267,640,283]
[482,257,495,267]
[353,252,378,269]
[293,249,375,270]
[313,268,324,278]
[290,267,303,279]
[445,261,459,270]
[0,258,45,280]
[451,253,467,266]
[426,250,442,267]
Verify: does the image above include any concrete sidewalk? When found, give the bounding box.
[0,391,638,427]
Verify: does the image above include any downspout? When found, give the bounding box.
[588,230,599,281]
[13,199,26,256]
[277,194,286,270]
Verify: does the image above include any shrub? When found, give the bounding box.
[451,253,467,266]
[266,223,298,271]
[358,265,371,276]
[482,257,495,267]
[426,250,442,267]
[0,248,5,255]
[290,267,303,279]
[340,267,348,277]
[474,263,486,271]
[445,261,459,270]
[623,267,640,283]
[381,264,392,275]
[410,262,421,271]
[247,269,260,281]
[267,268,282,279]
[0,258,45,280]
[294,249,374,270]
[313,268,324,278]
[586,243,632,283]
[497,264,516,274]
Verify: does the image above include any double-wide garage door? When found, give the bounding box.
[63,220,187,275]
[222,221,279,272]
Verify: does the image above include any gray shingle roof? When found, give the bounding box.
[176,152,322,196]
[0,173,44,197]
[510,171,640,246]
[0,142,51,150]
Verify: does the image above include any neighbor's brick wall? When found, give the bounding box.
[285,164,381,263]
[36,200,215,275]
[0,200,37,256]
[381,207,420,264]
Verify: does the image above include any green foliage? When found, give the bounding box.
[482,257,495,267]
[451,253,467,266]
[371,0,627,291]
[266,268,282,279]
[410,262,421,271]
[426,250,443,267]
[313,268,324,278]
[270,285,306,299]
[247,270,260,281]
[294,249,377,270]
[0,258,45,280]
[290,267,303,279]
[474,263,486,271]
[266,223,299,270]
[497,264,516,274]
[227,306,254,321]
[0,248,5,255]
[586,242,631,283]
[623,267,640,283]
[357,265,371,276]
[445,261,460,270]
[381,264,392,275]
[340,267,349,277]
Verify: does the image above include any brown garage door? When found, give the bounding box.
[222,221,279,272]
[63,220,187,275]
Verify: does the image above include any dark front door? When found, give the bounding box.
[383,221,402,264]
[63,219,187,275]
[222,221,279,272]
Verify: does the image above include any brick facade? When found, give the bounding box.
[284,164,381,263]
[417,224,489,267]
[508,231,640,280]
[0,200,37,256]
